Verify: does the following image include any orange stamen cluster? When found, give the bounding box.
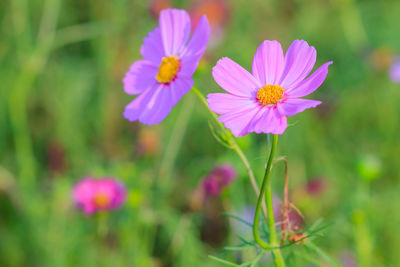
[156,56,180,84]
[256,84,284,105]
[93,193,111,208]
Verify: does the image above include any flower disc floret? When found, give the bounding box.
[93,193,111,208]
[156,56,180,83]
[256,84,284,105]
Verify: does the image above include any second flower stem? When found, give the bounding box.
[253,134,286,267]
[191,86,267,218]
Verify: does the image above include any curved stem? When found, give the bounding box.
[252,135,286,267]
[191,86,267,218]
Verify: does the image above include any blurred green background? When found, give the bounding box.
[1,0,399,266]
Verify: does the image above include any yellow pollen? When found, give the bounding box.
[93,193,111,208]
[256,84,284,105]
[156,56,180,83]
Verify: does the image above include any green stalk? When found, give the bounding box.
[191,86,267,218]
[252,134,285,267]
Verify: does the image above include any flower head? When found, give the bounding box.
[207,40,332,136]
[72,177,126,215]
[123,9,210,125]
[389,58,400,83]
[203,164,237,196]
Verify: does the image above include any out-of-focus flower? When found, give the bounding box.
[230,206,254,238]
[135,128,160,156]
[207,40,332,136]
[148,0,172,19]
[357,154,382,181]
[189,0,230,48]
[369,47,394,71]
[340,251,357,267]
[305,177,327,196]
[389,58,400,83]
[203,164,237,196]
[123,9,210,125]
[73,177,126,215]
[47,140,67,175]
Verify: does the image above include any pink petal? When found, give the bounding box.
[212,57,261,97]
[179,55,201,77]
[252,40,285,85]
[138,84,174,125]
[123,60,158,95]
[285,61,332,98]
[279,40,316,89]
[218,102,261,137]
[247,107,287,135]
[123,84,160,122]
[168,76,193,106]
[159,9,191,56]
[207,93,254,114]
[179,15,210,77]
[277,98,321,117]
[181,15,210,59]
[140,27,165,65]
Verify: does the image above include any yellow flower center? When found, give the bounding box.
[93,193,111,208]
[156,56,180,84]
[256,84,284,105]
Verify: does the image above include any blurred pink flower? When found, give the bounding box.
[305,177,327,196]
[389,57,400,83]
[207,40,332,136]
[203,164,237,196]
[73,177,126,215]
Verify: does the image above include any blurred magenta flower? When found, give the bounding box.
[123,9,210,125]
[73,177,126,215]
[389,58,400,83]
[207,40,332,136]
[203,164,237,196]
[305,177,327,196]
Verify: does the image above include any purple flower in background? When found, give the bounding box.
[340,251,357,267]
[230,206,255,237]
[73,177,126,215]
[207,40,332,136]
[203,164,237,196]
[389,58,400,83]
[123,9,210,124]
[305,177,327,196]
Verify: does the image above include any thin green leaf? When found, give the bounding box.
[237,235,257,248]
[223,212,253,227]
[305,241,340,267]
[208,255,240,266]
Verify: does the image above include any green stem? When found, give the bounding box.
[191,86,267,218]
[252,135,286,267]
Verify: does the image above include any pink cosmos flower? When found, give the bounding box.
[207,40,332,136]
[73,177,126,215]
[123,9,210,124]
